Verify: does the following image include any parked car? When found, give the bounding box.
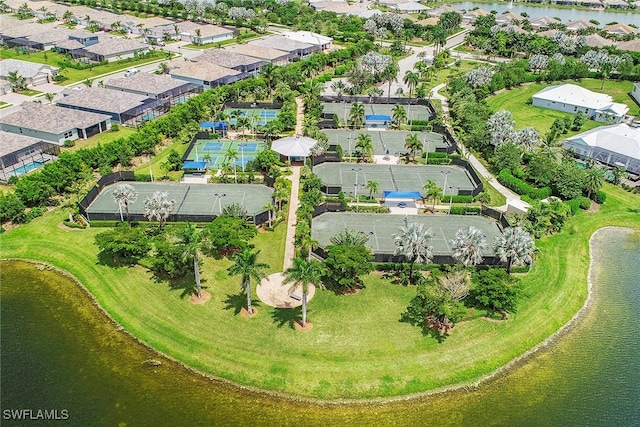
[124,68,140,77]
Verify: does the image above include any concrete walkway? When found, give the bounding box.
[430,83,528,213]
[283,165,302,270]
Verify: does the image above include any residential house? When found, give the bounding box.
[579,0,603,7]
[0,131,59,181]
[617,39,640,52]
[0,59,58,87]
[631,82,640,105]
[565,20,597,32]
[461,8,490,24]
[416,17,440,26]
[582,33,615,48]
[180,24,236,45]
[53,31,100,55]
[532,84,629,123]
[537,29,562,38]
[223,44,293,66]
[193,49,267,76]
[389,1,430,13]
[427,5,462,17]
[495,12,526,26]
[603,23,638,36]
[0,102,111,144]
[167,60,241,89]
[282,31,333,51]
[602,0,630,7]
[529,16,559,31]
[564,124,640,174]
[105,73,200,105]
[56,87,157,125]
[248,35,320,59]
[0,79,12,95]
[71,36,149,62]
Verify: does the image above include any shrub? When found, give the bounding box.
[497,169,552,200]
[565,198,581,215]
[449,206,481,215]
[135,173,152,182]
[63,139,75,147]
[440,195,474,203]
[578,196,591,210]
[593,190,607,204]
[24,206,46,223]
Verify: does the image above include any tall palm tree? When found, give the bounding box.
[393,223,435,283]
[227,248,269,315]
[423,179,441,211]
[403,70,419,99]
[236,116,251,140]
[493,227,535,274]
[202,153,212,172]
[180,223,206,298]
[583,166,606,199]
[143,191,175,229]
[283,257,325,328]
[7,71,26,92]
[273,187,289,210]
[330,80,346,100]
[349,102,365,129]
[355,133,373,163]
[330,228,369,246]
[259,63,276,100]
[225,148,239,183]
[112,183,138,222]
[392,104,407,128]
[301,235,319,262]
[451,226,487,267]
[365,180,379,199]
[404,133,423,163]
[262,202,276,228]
[381,62,399,101]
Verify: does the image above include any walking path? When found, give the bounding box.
[430,83,528,213]
[283,165,302,270]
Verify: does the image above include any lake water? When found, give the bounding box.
[452,1,640,24]
[1,227,639,426]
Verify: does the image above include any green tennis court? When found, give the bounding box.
[185,139,266,169]
[226,108,280,127]
[314,163,475,198]
[87,182,273,218]
[312,212,502,256]
[321,129,449,155]
[322,102,431,122]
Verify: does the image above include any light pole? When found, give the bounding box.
[148,153,154,182]
[213,193,226,214]
[343,100,347,128]
[448,186,457,215]
[238,143,247,172]
[352,167,362,211]
[348,130,353,162]
[440,170,450,207]
[423,132,429,165]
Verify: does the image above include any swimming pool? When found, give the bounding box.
[11,161,44,177]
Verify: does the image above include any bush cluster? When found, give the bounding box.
[497,169,552,200]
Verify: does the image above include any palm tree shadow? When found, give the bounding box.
[223,293,261,316]
[271,306,302,329]
[166,276,207,300]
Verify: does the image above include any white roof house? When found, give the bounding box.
[0,59,58,87]
[563,124,640,174]
[532,84,629,123]
[282,31,333,50]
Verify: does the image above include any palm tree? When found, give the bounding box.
[259,63,276,100]
[273,187,289,210]
[62,10,73,24]
[392,104,407,128]
[157,62,169,74]
[493,227,535,274]
[236,116,251,140]
[423,179,441,211]
[83,78,93,88]
[404,134,423,163]
[365,180,379,200]
[43,92,55,104]
[283,257,325,328]
[180,223,206,298]
[225,148,239,183]
[451,226,487,267]
[301,235,319,261]
[143,191,175,229]
[355,133,373,163]
[330,228,369,246]
[202,153,212,172]
[403,70,419,99]
[349,102,365,129]
[227,248,269,316]
[393,223,435,283]
[7,71,25,92]
[381,63,399,101]
[112,183,138,222]
[583,166,606,199]
[262,202,276,228]
[330,80,346,100]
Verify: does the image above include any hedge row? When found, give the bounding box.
[497,169,552,200]
[440,195,474,203]
[449,206,481,215]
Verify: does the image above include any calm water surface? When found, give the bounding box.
[453,1,639,23]
[1,228,639,426]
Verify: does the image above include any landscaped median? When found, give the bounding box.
[1,184,638,400]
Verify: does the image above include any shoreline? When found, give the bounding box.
[2,226,632,405]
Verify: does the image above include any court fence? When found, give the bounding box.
[224,102,283,110]
[78,171,136,219]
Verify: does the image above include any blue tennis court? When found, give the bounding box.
[203,142,224,151]
[239,142,259,153]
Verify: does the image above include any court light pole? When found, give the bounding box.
[423,132,429,165]
[213,193,226,214]
[352,167,362,212]
[348,130,353,162]
[440,170,450,208]
[239,143,247,173]
[148,153,154,182]
[448,186,457,215]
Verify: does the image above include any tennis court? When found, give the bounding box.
[314,163,475,198]
[322,102,431,122]
[86,182,273,220]
[312,212,502,257]
[227,108,280,127]
[321,129,449,156]
[185,139,265,169]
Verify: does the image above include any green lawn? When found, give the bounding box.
[487,82,596,137]
[0,48,174,85]
[65,127,137,153]
[134,138,191,181]
[1,184,638,399]
[19,89,42,96]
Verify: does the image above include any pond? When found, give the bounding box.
[452,1,639,24]
[1,227,638,426]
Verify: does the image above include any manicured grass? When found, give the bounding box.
[482,180,507,207]
[0,48,173,84]
[64,127,137,152]
[486,81,605,137]
[134,138,191,181]
[1,185,638,399]
[18,89,42,96]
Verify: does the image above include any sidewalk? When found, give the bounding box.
[283,165,301,270]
